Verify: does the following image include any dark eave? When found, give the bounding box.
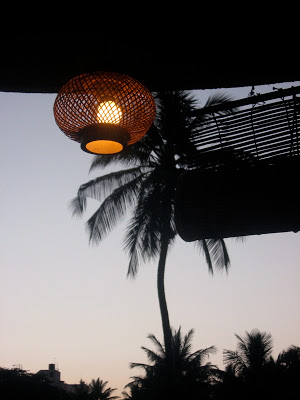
[1,34,299,93]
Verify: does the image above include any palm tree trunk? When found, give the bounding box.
[157,233,174,367]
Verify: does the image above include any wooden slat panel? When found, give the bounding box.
[189,93,300,167]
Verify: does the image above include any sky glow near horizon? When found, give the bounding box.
[1,82,299,397]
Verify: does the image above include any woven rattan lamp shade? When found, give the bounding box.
[54,71,156,154]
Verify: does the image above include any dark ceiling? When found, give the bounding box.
[1,33,299,93]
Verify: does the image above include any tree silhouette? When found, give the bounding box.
[74,379,89,400]
[275,345,300,399]
[223,329,273,377]
[70,91,233,366]
[0,367,72,400]
[277,345,300,371]
[222,329,277,400]
[125,327,217,400]
[89,378,118,400]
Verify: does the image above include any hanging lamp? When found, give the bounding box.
[54,71,156,154]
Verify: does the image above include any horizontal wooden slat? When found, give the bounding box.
[189,90,300,167]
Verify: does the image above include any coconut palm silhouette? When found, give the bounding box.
[70,91,233,366]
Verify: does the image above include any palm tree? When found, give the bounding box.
[89,378,118,400]
[223,329,274,378]
[126,327,217,399]
[222,329,274,399]
[70,90,232,366]
[222,331,300,400]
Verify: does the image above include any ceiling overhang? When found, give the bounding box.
[1,34,299,93]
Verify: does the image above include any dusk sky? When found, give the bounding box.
[1,82,299,397]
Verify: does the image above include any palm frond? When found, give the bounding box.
[213,238,230,272]
[129,363,153,372]
[203,92,235,109]
[182,328,194,347]
[179,329,194,358]
[196,240,213,274]
[124,173,168,278]
[223,349,246,375]
[140,346,164,365]
[194,239,230,274]
[193,92,237,130]
[86,175,142,245]
[72,167,143,208]
[147,333,165,355]
[189,345,217,361]
[235,333,249,355]
[203,92,238,118]
[69,195,87,218]
[154,91,198,149]
[103,387,118,399]
[155,91,197,117]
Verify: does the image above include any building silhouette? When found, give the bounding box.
[37,363,78,393]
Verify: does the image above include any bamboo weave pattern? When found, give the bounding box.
[54,71,156,145]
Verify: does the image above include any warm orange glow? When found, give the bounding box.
[97,101,122,124]
[85,140,123,154]
[54,71,156,154]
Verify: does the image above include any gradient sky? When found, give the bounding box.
[1,82,299,397]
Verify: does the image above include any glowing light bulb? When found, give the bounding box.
[97,101,122,124]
